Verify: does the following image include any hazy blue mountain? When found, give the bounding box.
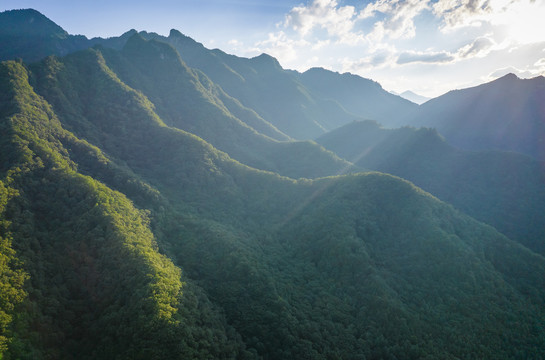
[0,8,87,62]
[403,73,545,159]
[0,9,134,62]
[317,120,545,255]
[114,33,290,141]
[399,90,431,104]
[1,9,407,138]
[153,30,361,139]
[297,67,418,127]
[31,41,353,180]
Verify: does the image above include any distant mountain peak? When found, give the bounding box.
[305,67,336,74]
[399,90,430,105]
[490,72,520,84]
[302,67,382,89]
[0,8,68,38]
[501,72,519,80]
[123,32,183,64]
[168,29,188,39]
[251,53,281,69]
[121,29,138,37]
[124,32,147,46]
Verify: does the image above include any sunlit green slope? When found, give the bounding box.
[1,58,545,359]
[0,60,249,359]
[30,41,353,181]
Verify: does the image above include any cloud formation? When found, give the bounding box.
[397,50,454,65]
[432,0,493,30]
[457,36,495,58]
[489,66,540,79]
[253,31,310,63]
[360,0,430,41]
[342,49,398,72]
[239,0,545,96]
[283,0,363,44]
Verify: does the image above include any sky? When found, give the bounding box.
[2,0,545,97]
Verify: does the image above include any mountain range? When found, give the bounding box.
[399,73,545,160]
[1,8,544,359]
[394,90,430,105]
[317,120,545,255]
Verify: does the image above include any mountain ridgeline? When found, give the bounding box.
[399,73,545,160]
[317,120,545,255]
[1,9,545,359]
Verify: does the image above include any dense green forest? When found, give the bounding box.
[1,9,545,359]
[317,120,545,255]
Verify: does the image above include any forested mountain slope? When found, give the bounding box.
[402,73,545,160]
[28,41,353,180]
[1,8,545,360]
[317,120,545,255]
[1,56,545,359]
[0,60,249,359]
[155,29,358,139]
[1,9,410,140]
[146,30,417,138]
[297,67,417,127]
[0,9,134,63]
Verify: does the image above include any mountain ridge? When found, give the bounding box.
[1,8,545,359]
[399,90,430,104]
[401,72,545,159]
[317,119,545,255]
[3,56,545,358]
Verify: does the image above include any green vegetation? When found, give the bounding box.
[0,61,248,359]
[30,36,352,181]
[317,120,545,255]
[2,57,545,359]
[152,30,360,139]
[0,10,544,359]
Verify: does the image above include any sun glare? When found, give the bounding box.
[494,0,545,44]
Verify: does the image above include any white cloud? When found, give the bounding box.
[283,0,364,44]
[457,36,495,58]
[432,0,493,30]
[360,0,430,41]
[397,50,455,64]
[341,48,398,72]
[252,31,310,65]
[488,66,538,79]
[312,39,331,50]
[433,0,545,45]
[535,58,545,68]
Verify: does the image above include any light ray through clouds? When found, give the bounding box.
[240,0,545,97]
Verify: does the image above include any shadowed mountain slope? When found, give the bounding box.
[0,60,250,359]
[403,73,545,160]
[297,67,418,127]
[1,9,545,360]
[0,9,136,63]
[317,120,545,255]
[143,29,361,139]
[29,41,353,180]
[1,56,545,359]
